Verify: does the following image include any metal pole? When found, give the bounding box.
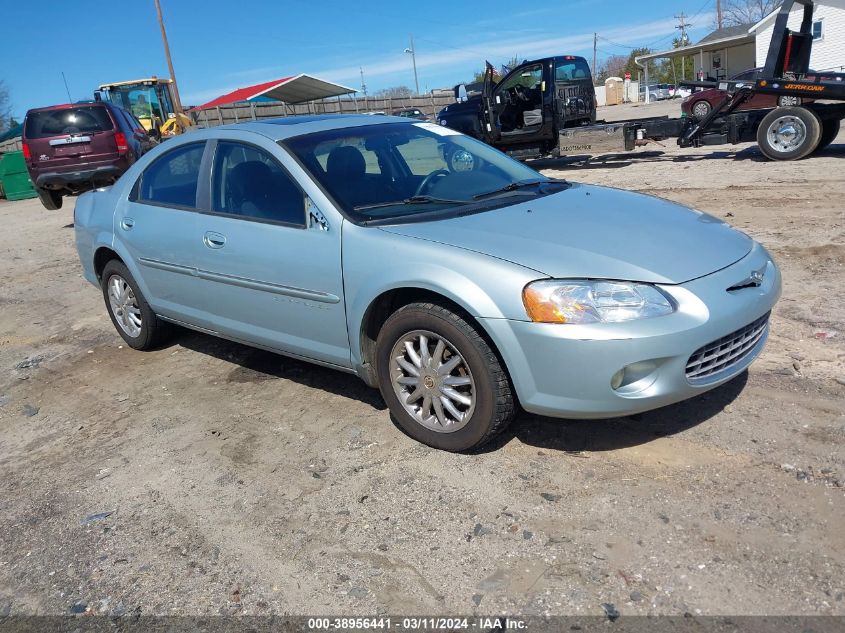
[409,35,420,96]
[593,33,597,77]
[154,0,184,114]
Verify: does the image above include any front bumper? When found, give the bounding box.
[481,243,781,419]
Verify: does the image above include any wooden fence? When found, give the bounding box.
[189,94,457,127]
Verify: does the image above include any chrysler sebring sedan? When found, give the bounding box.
[74,115,781,451]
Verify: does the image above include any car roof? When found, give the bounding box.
[212,114,417,141]
[26,101,111,114]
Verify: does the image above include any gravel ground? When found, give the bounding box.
[0,122,843,619]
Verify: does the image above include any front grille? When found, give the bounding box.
[686,313,770,383]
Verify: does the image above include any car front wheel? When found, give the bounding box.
[376,302,515,452]
[101,260,170,350]
[691,100,712,120]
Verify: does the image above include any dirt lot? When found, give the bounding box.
[0,121,844,619]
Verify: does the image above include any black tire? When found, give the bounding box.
[36,188,62,210]
[376,302,515,452]
[100,260,170,350]
[815,119,841,153]
[757,106,822,161]
[691,100,712,120]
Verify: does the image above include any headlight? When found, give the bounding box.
[522,280,675,324]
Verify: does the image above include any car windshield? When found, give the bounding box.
[283,122,562,223]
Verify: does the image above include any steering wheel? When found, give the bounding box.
[415,169,450,197]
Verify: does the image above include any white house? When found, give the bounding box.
[751,3,845,71]
[635,1,844,99]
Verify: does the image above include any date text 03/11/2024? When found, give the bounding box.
[307,617,527,630]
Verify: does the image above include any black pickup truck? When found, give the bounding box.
[436,55,596,160]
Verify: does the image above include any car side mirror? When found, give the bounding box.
[147,128,161,141]
[457,84,468,103]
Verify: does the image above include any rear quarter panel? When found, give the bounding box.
[74,187,117,286]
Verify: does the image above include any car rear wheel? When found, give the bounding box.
[101,260,170,350]
[376,302,515,452]
[691,100,712,120]
[757,106,821,161]
[815,119,841,153]
[36,188,62,210]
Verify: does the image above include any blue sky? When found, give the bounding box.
[2,0,717,117]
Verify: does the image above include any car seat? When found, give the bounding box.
[326,146,369,207]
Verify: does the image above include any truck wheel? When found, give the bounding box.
[376,302,515,452]
[36,188,62,210]
[815,119,841,153]
[757,107,821,161]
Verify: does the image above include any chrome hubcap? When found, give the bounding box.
[767,115,807,153]
[390,330,475,433]
[693,102,710,118]
[107,274,142,338]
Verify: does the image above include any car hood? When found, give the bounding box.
[378,183,753,284]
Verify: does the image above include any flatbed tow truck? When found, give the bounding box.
[551,0,844,161]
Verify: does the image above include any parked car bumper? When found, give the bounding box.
[35,161,127,190]
[481,243,781,419]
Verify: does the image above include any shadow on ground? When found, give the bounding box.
[480,370,748,454]
[533,142,845,172]
[176,326,749,454]
[175,330,388,411]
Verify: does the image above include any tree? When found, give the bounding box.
[596,55,628,84]
[623,47,652,82]
[374,85,413,98]
[0,80,12,132]
[721,0,778,26]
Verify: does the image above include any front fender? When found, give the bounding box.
[342,223,544,367]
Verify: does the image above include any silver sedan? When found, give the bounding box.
[74,115,781,451]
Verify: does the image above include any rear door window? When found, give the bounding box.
[137,142,205,208]
[25,106,114,139]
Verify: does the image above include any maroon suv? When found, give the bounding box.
[22,101,156,209]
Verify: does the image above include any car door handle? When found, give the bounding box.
[120,217,135,230]
[203,231,227,249]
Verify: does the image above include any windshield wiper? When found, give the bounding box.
[472,178,567,201]
[354,195,467,212]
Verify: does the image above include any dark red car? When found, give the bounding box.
[22,101,157,210]
[681,68,808,120]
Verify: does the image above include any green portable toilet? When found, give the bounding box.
[0,151,37,201]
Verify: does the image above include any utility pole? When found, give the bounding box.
[592,33,597,78]
[359,67,367,97]
[716,0,724,29]
[674,11,691,81]
[154,0,184,114]
[674,12,691,46]
[404,35,420,96]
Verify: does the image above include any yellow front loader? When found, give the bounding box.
[98,77,193,137]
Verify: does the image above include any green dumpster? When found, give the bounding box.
[0,151,37,201]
